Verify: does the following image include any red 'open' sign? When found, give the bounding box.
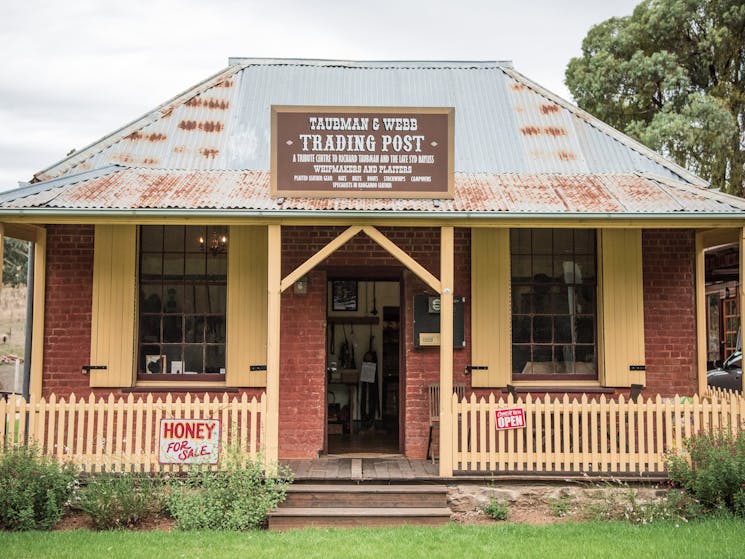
[495,408,526,430]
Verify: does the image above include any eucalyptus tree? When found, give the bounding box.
[566,0,745,194]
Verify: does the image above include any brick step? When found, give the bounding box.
[268,507,452,530]
[282,484,448,508]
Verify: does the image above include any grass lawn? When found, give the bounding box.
[1,518,743,559]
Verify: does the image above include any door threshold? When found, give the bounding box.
[325,452,403,459]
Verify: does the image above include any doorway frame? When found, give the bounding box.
[324,275,403,455]
[268,225,455,475]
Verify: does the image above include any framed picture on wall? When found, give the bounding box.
[331,280,357,311]
[145,354,166,374]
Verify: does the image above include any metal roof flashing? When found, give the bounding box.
[2,207,745,221]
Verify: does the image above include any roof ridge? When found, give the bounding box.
[228,58,514,69]
[501,67,710,189]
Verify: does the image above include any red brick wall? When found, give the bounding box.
[278,269,327,459]
[401,229,472,459]
[42,225,95,398]
[281,226,440,276]
[642,229,697,396]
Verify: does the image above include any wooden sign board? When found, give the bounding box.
[271,106,454,198]
[159,418,220,464]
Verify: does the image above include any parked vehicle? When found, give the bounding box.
[707,351,743,392]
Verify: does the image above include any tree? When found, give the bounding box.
[566,0,745,195]
[3,237,30,287]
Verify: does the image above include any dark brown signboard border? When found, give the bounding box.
[271,105,454,199]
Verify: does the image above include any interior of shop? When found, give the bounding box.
[326,280,400,455]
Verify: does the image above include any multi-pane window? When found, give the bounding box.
[137,225,227,379]
[511,229,597,379]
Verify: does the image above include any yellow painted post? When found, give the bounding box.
[696,232,707,395]
[265,224,281,465]
[30,228,46,399]
[439,226,454,478]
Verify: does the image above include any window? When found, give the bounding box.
[510,229,597,380]
[137,225,227,380]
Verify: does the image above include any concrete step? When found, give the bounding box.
[282,484,448,508]
[268,506,452,530]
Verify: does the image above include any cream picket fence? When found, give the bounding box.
[452,390,745,475]
[0,392,265,472]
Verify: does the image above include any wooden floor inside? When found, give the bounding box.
[281,457,439,481]
[327,426,399,455]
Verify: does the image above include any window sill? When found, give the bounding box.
[125,377,234,393]
[502,383,615,395]
[137,374,226,382]
[123,383,239,393]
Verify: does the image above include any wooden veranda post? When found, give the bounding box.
[696,231,707,396]
[31,227,46,400]
[439,226,454,477]
[266,224,281,464]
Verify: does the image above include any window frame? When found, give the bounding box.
[510,228,598,382]
[136,225,228,382]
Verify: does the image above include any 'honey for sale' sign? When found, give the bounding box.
[159,419,220,464]
[495,408,526,431]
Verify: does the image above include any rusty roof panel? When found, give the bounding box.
[507,75,590,174]
[33,65,244,182]
[31,60,700,187]
[598,174,683,212]
[6,167,745,215]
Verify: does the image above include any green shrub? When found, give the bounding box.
[654,488,705,520]
[665,429,745,515]
[483,497,509,521]
[734,486,745,516]
[75,473,165,530]
[0,445,78,530]
[166,447,293,531]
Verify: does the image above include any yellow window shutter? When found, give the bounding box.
[600,229,646,387]
[226,226,268,387]
[471,228,511,387]
[90,225,136,387]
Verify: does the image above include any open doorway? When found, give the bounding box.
[326,280,400,455]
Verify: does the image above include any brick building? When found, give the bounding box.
[1,59,744,475]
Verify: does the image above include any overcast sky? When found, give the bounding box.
[0,0,641,190]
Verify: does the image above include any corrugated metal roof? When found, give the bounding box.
[4,166,743,215]
[31,59,699,186]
